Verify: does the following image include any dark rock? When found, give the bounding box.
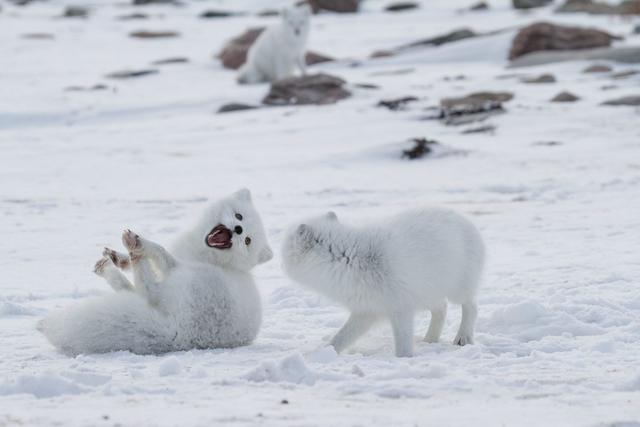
[509,46,640,67]
[461,124,496,134]
[257,9,279,17]
[132,0,177,5]
[65,84,109,92]
[551,91,580,102]
[305,0,360,13]
[370,50,395,58]
[152,57,189,65]
[105,69,159,79]
[21,33,55,40]
[469,2,490,10]
[402,138,438,159]
[354,83,380,89]
[438,92,513,125]
[217,103,259,113]
[117,13,149,20]
[513,0,552,9]
[601,95,640,106]
[377,96,418,110]
[522,73,556,83]
[401,28,476,49]
[62,6,89,18]
[634,24,640,34]
[611,69,640,79]
[509,22,618,60]
[556,0,640,15]
[200,10,238,18]
[385,2,419,12]
[441,91,514,108]
[263,73,351,106]
[129,30,179,38]
[583,64,612,73]
[533,141,562,146]
[218,28,333,69]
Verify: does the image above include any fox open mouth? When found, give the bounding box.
[206,224,233,249]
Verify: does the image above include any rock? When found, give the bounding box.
[105,69,159,79]
[461,124,496,134]
[401,28,476,49]
[263,73,351,106]
[354,83,380,89]
[152,57,189,65]
[522,73,556,83]
[601,95,640,106]
[305,0,360,13]
[200,10,238,18]
[117,13,149,20]
[305,51,334,65]
[634,24,640,34]
[385,2,419,12]
[21,33,55,40]
[438,92,513,125]
[469,2,490,10]
[377,96,419,110]
[129,30,179,38]
[556,0,640,15]
[611,69,640,79]
[402,138,439,159]
[62,6,89,18]
[217,103,259,113]
[551,91,580,102]
[257,9,279,17]
[132,0,177,5]
[509,46,640,67]
[370,49,395,58]
[509,22,618,60]
[65,84,109,92]
[583,64,612,73]
[513,0,552,9]
[218,28,333,69]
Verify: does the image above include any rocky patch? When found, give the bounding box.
[200,10,239,19]
[551,91,580,102]
[105,69,159,79]
[509,22,618,60]
[151,57,189,65]
[583,64,612,73]
[402,138,439,159]
[305,0,360,13]
[61,6,89,18]
[129,30,179,38]
[385,2,419,12]
[263,73,351,106]
[377,96,418,111]
[601,95,640,106]
[555,0,640,15]
[522,73,556,83]
[437,92,513,125]
[513,0,552,9]
[217,103,259,113]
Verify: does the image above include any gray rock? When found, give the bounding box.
[402,138,439,159]
[601,95,640,106]
[105,69,159,79]
[469,2,490,10]
[583,64,612,73]
[556,0,640,15]
[510,46,640,67]
[551,91,580,102]
[385,2,419,12]
[62,6,89,18]
[152,57,189,65]
[513,0,552,9]
[129,30,179,38]
[634,24,640,34]
[200,10,238,18]
[305,0,360,13]
[217,103,259,113]
[522,73,556,83]
[263,73,351,106]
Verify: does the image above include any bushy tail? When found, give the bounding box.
[38,292,179,356]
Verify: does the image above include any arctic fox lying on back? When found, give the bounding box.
[282,208,485,357]
[39,189,273,356]
[237,4,311,84]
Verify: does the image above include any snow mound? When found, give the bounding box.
[306,346,338,364]
[244,353,317,385]
[0,374,87,398]
[483,301,604,341]
[158,356,182,377]
[0,301,38,317]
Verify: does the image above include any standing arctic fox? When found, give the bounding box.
[282,209,485,357]
[39,189,273,356]
[237,4,311,84]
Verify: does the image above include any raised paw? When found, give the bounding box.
[122,229,143,259]
[93,256,113,276]
[453,334,474,346]
[103,247,130,270]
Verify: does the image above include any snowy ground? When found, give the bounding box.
[1,0,640,425]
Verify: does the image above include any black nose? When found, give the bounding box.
[234,226,243,235]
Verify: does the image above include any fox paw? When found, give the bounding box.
[93,256,113,276]
[103,247,130,270]
[453,333,474,346]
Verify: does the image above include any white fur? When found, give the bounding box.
[237,4,311,84]
[39,189,273,356]
[282,208,485,357]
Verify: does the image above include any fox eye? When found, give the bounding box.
[245,237,251,246]
[235,213,243,221]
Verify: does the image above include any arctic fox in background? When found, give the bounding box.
[39,189,273,356]
[282,208,485,357]
[237,4,311,84]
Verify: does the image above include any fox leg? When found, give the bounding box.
[93,256,134,292]
[122,229,176,307]
[330,313,377,353]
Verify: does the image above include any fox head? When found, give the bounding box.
[184,189,273,272]
[281,3,311,40]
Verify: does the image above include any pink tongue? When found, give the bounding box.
[207,229,231,247]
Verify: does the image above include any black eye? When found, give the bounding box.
[245,237,251,246]
[235,213,243,221]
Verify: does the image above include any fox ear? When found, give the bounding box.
[258,246,273,264]
[234,188,252,202]
[326,211,337,221]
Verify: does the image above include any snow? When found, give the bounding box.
[1,0,640,425]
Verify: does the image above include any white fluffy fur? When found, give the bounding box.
[282,208,485,357]
[237,4,311,84]
[39,189,273,356]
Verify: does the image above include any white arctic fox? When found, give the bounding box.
[237,4,311,84]
[39,189,273,356]
[282,208,485,357]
